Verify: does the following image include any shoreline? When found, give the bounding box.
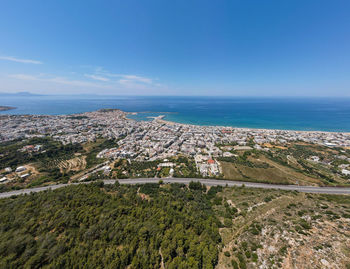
[2,108,350,135]
[0,106,16,112]
[126,111,350,135]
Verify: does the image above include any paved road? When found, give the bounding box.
[1,178,350,199]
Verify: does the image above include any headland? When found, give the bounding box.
[0,106,16,111]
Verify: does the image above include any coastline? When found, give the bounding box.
[2,108,350,135]
[126,111,350,135]
[1,96,350,132]
[0,106,16,112]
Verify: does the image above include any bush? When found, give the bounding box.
[264,196,272,202]
[279,246,288,256]
[189,181,206,191]
[299,219,311,230]
[249,223,262,235]
[224,218,232,228]
[93,180,104,188]
[139,183,159,195]
[252,252,258,262]
[212,196,222,205]
[231,259,239,269]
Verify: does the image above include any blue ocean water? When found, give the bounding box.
[1,95,350,132]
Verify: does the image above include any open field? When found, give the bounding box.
[58,155,86,173]
[219,142,350,187]
[221,155,323,186]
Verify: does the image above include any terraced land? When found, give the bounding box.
[58,155,87,173]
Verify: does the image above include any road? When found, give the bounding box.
[1,178,350,199]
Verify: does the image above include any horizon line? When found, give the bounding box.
[1,91,350,98]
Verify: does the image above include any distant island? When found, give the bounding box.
[0,106,16,111]
[0,91,42,97]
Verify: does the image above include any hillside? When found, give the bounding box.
[0,182,349,268]
[0,182,220,268]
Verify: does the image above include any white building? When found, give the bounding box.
[15,166,27,173]
[341,169,350,176]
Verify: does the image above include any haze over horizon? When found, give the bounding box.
[0,1,349,96]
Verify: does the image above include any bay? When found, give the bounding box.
[1,95,350,132]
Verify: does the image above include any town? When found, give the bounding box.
[1,109,350,183]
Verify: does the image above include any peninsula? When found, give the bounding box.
[0,106,16,111]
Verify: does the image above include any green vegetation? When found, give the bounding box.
[0,137,83,191]
[215,186,350,268]
[220,143,350,186]
[265,143,350,185]
[111,156,201,179]
[0,137,121,192]
[0,183,349,268]
[0,137,83,170]
[218,150,270,169]
[173,156,200,178]
[0,182,221,268]
[2,139,349,194]
[85,138,119,168]
[112,159,161,178]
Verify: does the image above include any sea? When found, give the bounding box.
[1,95,350,132]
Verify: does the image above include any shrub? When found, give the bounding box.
[189,181,206,191]
[231,259,239,269]
[93,180,104,188]
[213,196,222,205]
[224,251,231,257]
[224,218,232,228]
[252,252,258,262]
[299,219,311,230]
[264,196,272,202]
[249,223,262,235]
[279,246,288,256]
[231,260,239,269]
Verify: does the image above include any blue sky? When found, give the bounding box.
[0,0,349,96]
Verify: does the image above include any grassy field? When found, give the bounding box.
[220,155,323,186]
[219,143,350,187]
